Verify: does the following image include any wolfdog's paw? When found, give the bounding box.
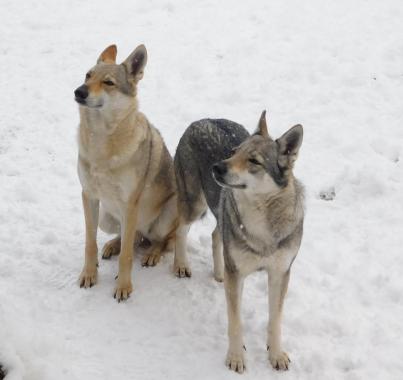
[214,274,224,282]
[79,266,98,288]
[102,238,121,260]
[214,269,224,282]
[268,349,290,371]
[141,252,161,267]
[114,280,133,302]
[226,349,246,374]
[174,263,192,278]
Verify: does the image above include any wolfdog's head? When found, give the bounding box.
[212,111,303,195]
[74,44,147,112]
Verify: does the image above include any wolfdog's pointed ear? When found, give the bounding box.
[276,124,303,168]
[97,45,117,64]
[122,44,147,82]
[254,110,271,139]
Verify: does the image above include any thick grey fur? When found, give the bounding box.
[175,119,249,220]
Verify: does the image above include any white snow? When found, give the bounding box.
[1,0,403,379]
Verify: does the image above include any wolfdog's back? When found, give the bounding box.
[174,119,249,218]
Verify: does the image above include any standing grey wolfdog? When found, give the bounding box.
[174,111,304,373]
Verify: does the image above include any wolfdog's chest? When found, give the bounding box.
[78,158,137,205]
[221,192,274,250]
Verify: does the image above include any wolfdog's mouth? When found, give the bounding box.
[74,98,103,108]
[212,173,246,190]
[75,97,87,105]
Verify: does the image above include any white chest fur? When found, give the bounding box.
[79,157,137,212]
[228,190,301,276]
[77,127,141,218]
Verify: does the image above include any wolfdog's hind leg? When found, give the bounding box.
[141,240,162,267]
[174,196,208,278]
[174,223,192,277]
[102,236,121,259]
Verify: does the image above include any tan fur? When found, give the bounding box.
[98,44,117,64]
[77,44,178,301]
[228,152,248,173]
[87,80,103,95]
[79,192,99,288]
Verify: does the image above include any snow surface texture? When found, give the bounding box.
[1,1,403,379]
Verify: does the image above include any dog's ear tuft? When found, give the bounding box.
[97,45,117,64]
[254,110,271,139]
[122,44,148,82]
[276,124,303,168]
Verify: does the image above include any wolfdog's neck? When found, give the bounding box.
[233,176,304,224]
[78,102,149,163]
[79,100,139,136]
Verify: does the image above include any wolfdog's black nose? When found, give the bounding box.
[212,162,227,176]
[74,85,88,100]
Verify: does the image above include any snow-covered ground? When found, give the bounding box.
[1,0,403,379]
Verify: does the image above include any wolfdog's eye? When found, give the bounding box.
[103,80,114,86]
[248,158,261,165]
[85,73,91,80]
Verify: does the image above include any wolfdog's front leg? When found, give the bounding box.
[114,201,138,302]
[267,268,291,370]
[212,225,224,282]
[79,191,99,288]
[224,270,246,373]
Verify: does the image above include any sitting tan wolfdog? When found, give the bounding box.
[74,44,177,301]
